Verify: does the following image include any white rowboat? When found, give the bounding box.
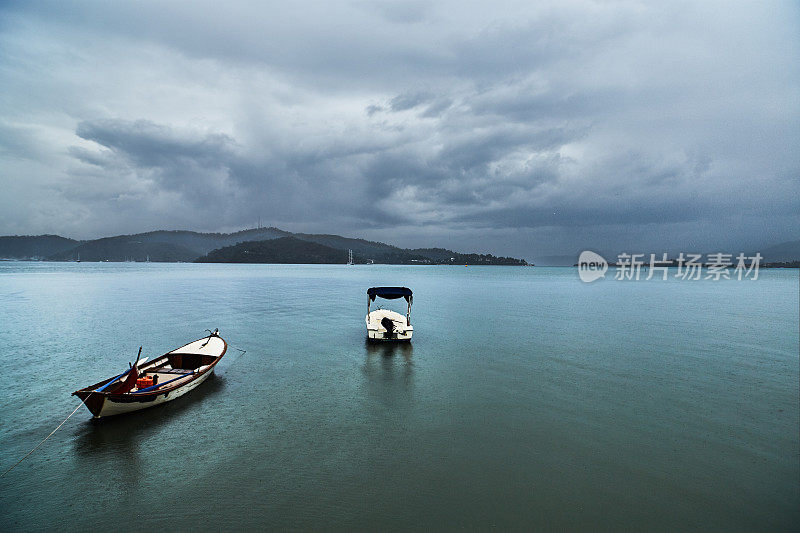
[73,331,227,419]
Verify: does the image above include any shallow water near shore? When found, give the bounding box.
[0,262,797,530]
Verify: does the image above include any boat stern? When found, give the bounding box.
[367,327,413,342]
[366,310,413,342]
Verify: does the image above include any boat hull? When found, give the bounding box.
[367,333,412,342]
[73,334,226,419]
[77,368,216,418]
[366,309,413,342]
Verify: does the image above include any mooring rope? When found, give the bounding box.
[1,392,93,478]
[201,328,247,374]
[222,346,247,375]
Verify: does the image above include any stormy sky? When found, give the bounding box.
[1,1,798,261]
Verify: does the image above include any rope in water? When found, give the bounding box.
[1,393,93,478]
[222,346,247,375]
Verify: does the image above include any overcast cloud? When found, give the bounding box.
[0,1,798,260]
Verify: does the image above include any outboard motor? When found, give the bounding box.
[381,316,396,338]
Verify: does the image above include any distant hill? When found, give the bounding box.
[408,247,527,265]
[292,233,400,257]
[0,227,289,262]
[0,227,530,265]
[194,237,447,265]
[48,239,200,262]
[196,237,352,264]
[114,228,290,255]
[290,236,528,265]
[49,228,288,260]
[195,236,530,265]
[0,235,80,259]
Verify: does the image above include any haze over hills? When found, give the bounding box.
[0,235,80,259]
[757,240,800,263]
[44,228,289,262]
[0,228,529,265]
[48,240,200,263]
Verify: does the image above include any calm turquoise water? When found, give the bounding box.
[0,263,797,531]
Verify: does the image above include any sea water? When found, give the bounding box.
[0,263,797,530]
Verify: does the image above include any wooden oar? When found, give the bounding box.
[93,352,148,393]
[95,370,130,393]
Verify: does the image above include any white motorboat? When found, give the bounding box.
[366,287,413,342]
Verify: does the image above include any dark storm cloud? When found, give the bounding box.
[67,120,319,223]
[0,1,798,258]
[75,120,236,171]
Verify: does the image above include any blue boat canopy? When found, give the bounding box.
[367,286,413,303]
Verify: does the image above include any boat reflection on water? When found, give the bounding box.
[364,338,413,359]
[71,375,226,481]
[362,340,414,411]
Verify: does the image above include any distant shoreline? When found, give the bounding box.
[0,258,532,266]
[0,230,530,266]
